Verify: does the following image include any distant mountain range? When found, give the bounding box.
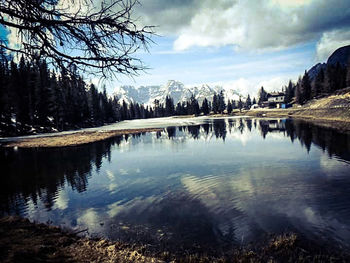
[113,80,243,106]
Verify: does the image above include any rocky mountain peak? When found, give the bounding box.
[327,45,350,66]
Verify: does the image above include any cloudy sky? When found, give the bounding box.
[108,0,350,95]
[2,0,350,96]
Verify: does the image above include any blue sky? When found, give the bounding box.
[0,25,8,43]
[2,0,350,96]
[115,36,317,94]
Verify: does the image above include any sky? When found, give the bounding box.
[3,0,350,96]
[111,0,350,96]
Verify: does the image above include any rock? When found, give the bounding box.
[327,45,350,67]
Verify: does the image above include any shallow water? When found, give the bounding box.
[1,117,350,251]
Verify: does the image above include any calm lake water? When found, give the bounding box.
[1,117,350,252]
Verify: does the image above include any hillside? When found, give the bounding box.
[246,88,350,131]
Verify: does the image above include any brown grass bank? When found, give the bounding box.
[1,128,162,148]
[0,216,348,263]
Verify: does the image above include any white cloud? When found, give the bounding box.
[210,75,294,98]
[119,168,128,175]
[77,208,100,228]
[137,0,350,52]
[106,169,115,180]
[316,29,350,62]
[270,0,313,8]
[54,189,69,210]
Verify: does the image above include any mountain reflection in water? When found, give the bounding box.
[1,118,350,252]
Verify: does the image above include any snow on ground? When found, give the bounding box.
[0,116,246,142]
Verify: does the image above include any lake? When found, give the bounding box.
[1,117,350,253]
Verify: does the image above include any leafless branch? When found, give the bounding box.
[0,0,154,78]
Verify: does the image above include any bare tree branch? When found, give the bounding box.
[0,0,154,78]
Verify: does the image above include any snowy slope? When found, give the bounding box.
[113,80,243,106]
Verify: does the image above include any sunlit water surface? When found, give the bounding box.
[1,118,350,251]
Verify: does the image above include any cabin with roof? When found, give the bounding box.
[266,92,285,108]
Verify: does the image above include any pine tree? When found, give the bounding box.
[121,100,129,120]
[284,80,294,103]
[245,94,252,109]
[346,63,350,88]
[312,68,324,97]
[165,96,175,116]
[188,95,200,115]
[218,90,226,113]
[301,71,311,103]
[212,93,219,113]
[238,97,243,112]
[232,100,237,109]
[201,98,210,115]
[258,86,267,105]
[295,78,303,105]
[227,100,233,114]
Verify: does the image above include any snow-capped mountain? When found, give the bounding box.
[113,80,242,106]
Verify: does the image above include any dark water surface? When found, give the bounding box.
[1,118,350,251]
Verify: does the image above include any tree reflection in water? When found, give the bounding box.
[1,118,350,253]
[1,118,350,215]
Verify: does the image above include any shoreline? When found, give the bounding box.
[1,111,350,148]
[0,128,163,148]
[243,108,350,132]
[0,216,347,262]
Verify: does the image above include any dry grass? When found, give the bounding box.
[1,128,162,148]
[245,90,350,131]
[0,216,163,263]
[0,216,347,263]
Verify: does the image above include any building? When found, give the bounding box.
[267,92,285,108]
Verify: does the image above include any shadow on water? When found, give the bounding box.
[1,118,350,253]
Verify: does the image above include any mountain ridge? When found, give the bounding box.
[113,80,243,106]
[308,45,350,80]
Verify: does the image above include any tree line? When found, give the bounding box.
[156,91,255,117]
[275,62,350,106]
[0,56,158,136]
[294,62,350,104]
[0,57,254,136]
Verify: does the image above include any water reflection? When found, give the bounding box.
[1,118,350,252]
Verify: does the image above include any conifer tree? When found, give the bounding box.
[238,97,243,112]
[245,94,252,109]
[295,78,303,104]
[284,80,294,103]
[258,86,267,104]
[301,71,311,103]
[212,93,219,113]
[201,98,210,115]
[312,68,324,97]
[218,90,226,113]
[165,96,175,116]
[227,100,233,114]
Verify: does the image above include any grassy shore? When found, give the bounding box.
[0,216,347,263]
[0,128,162,148]
[1,90,350,148]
